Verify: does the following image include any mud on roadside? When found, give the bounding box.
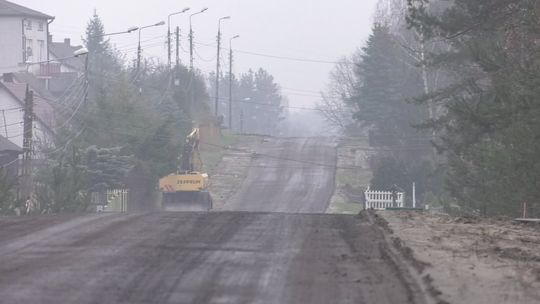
[378,211,540,304]
[327,138,374,214]
[207,135,268,209]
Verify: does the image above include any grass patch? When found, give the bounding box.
[328,200,364,214]
[200,131,258,175]
[327,138,373,215]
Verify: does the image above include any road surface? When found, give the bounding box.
[220,137,337,213]
[0,212,423,304]
[0,138,426,303]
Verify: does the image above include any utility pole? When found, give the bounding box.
[176,26,180,67]
[229,48,233,129]
[413,182,417,209]
[189,25,194,71]
[168,9,190,69]
[215,16,231,117]
[167,25,172,68]
[2,110,8,138]
[21,85,34,201]
[228,35,239,130]
[215,29,221,117]
[189,8,208,71]
[136,21,166,76]
[137,30,142,76]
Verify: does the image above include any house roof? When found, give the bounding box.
[0,134,22,153]
[0,81,56,132]
[50,42,85,71]
[13,72,56,100]
[0,0,54,19]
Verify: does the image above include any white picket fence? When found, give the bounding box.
[364,188,404,210]
[94,189,129,213]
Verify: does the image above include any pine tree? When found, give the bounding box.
[407,0,540,216]
[353,24,428,150]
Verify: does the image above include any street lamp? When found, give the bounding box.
[168,8,190,68]
[215,16,231,117]
[90,26,139,38]
[25,47,88,66]
[228,35,240,130]
[137,21,165,75]
[189,8,208,70]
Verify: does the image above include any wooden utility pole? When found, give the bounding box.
[167,25,172,68]
[2,110,8,138]
[228,48,233,130]
[176,26,180,67]
[215,28,222,117]
[21,85,34,200]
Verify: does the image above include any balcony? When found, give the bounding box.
[38,63,62,77]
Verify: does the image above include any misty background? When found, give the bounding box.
[16,0,377,120]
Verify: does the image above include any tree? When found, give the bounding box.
[353,24,429,151]
[35,147,89,213]
[318,55,360,133]
[84,146,134,192]
[407,0,540,216]
[0,169,18,214]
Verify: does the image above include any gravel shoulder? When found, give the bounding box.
[207,135,264,209]
[379,211,540,304]
[327,137,373,214]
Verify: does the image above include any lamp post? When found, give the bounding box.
[215,16,231,117]
[90,26,139,38]
[189,8,208,71]
[168,8,190,68]
[26,47,88,65]
[137,21,165,75]
[228,35,239,130]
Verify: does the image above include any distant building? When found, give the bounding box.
[47,36,85,96]
[0,0,54,75]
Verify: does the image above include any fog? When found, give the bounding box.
[16,0,377,112]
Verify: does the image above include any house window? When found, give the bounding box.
[38,40,45,61]
[38,22,44,32]
[25,19,32,30]
[26,39,33,59]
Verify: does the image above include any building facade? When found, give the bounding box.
[0,0,54,75]
[0,80,55,150]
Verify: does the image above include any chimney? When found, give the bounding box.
[3,73,14,83]
[64,38,71,46]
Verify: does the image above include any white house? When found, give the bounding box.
[0,76,55,150]
[49,37,85,75]
[0,0,54,75]
[47,36,85,96]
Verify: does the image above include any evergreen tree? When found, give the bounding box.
[407,0,540,216]
[353,24,429,150]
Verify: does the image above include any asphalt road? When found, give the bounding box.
[0,212,422,304]
[0,137,424,303]
[220,137,338,213]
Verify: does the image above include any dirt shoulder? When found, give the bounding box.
[379,211,540,304]
[327,137,373,214]
[204,134,266,209]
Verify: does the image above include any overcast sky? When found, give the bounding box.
[17,0,378,109]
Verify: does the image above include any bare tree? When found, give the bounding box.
[317,53,361,133]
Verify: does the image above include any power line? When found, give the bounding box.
[194,41,341,65]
